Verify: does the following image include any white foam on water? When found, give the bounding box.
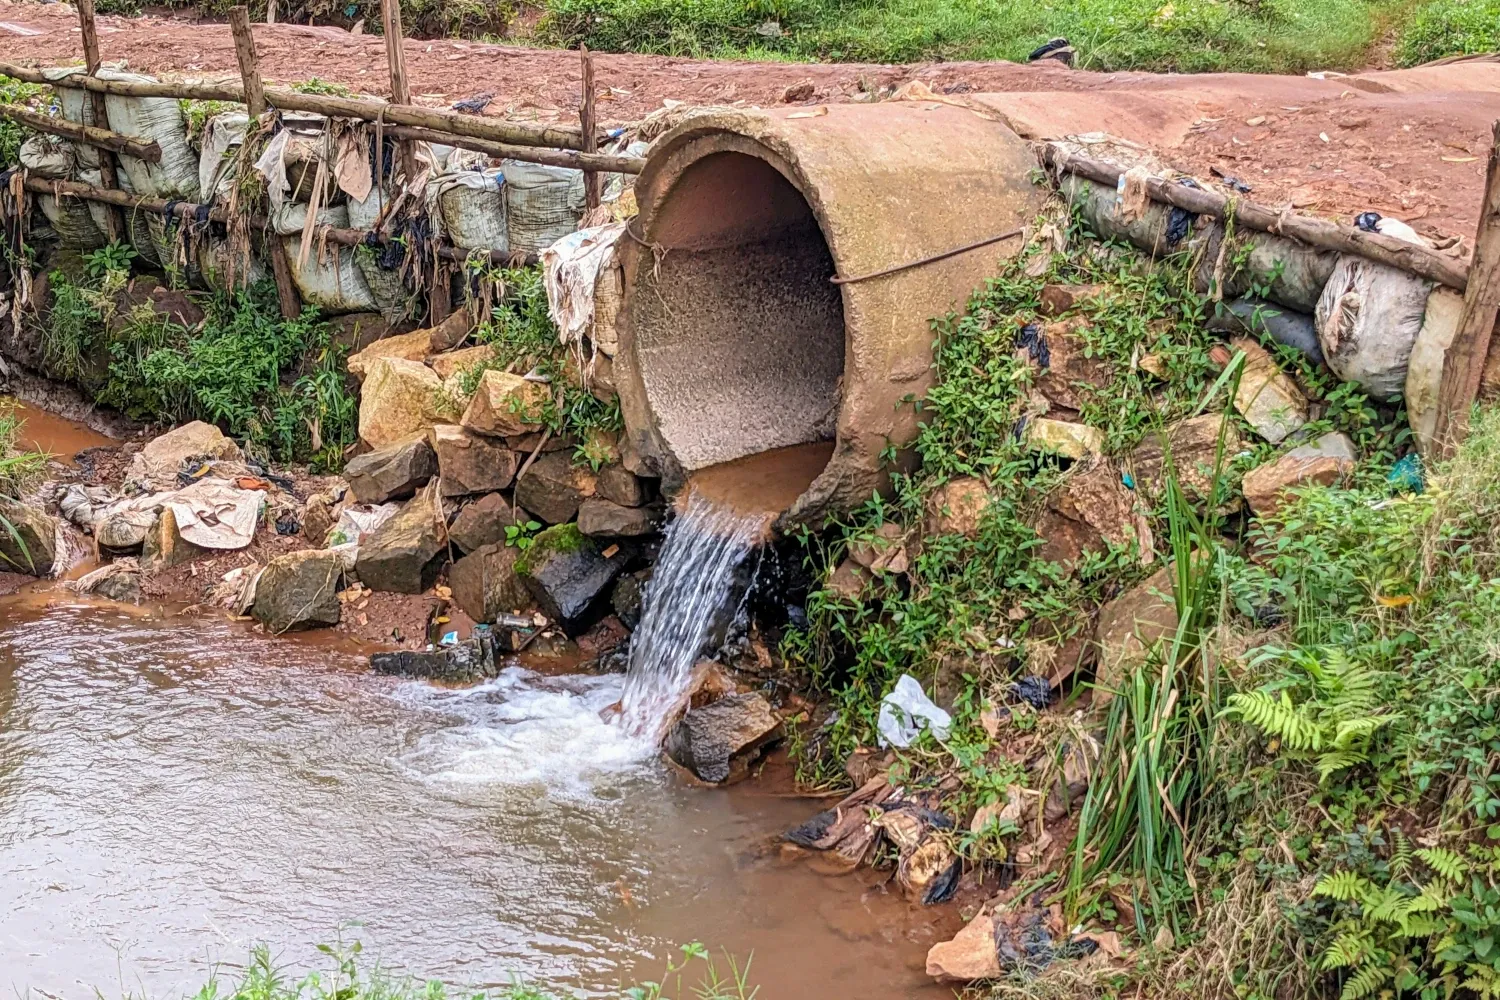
[393,667,657,798]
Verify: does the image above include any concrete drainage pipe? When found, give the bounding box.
[614,103,1047,525]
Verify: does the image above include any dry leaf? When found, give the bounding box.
[787,106,830,119]
[1376,593,1414,607]
[1443,156,1479,163]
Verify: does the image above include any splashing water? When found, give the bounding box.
[618,491,769,738]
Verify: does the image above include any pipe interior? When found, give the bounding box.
[633,150,845,473]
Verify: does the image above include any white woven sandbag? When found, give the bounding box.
[280,236,378,315]
[502,159,585,255]
[198,112,250,201]
[428,168,509,252]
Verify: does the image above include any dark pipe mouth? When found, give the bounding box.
[626,142,845,504]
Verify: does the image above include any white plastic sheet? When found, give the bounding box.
[541,222,627,347]
[876,674,952,748]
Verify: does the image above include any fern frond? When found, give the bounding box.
[1340,962,1390,1000]
[1315,870,1376,902]
[1390,830,1413,879]
[1331,715,1398,749]
[1394,914,1447,937]
[1417,847,1469,883]
[1367,885,1415,923]
[1322,931,1375,969]
[1316,750,1369,781]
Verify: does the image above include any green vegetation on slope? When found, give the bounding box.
[777,204,1500,997]
[40,243,357,470]
[1397,0,1500,64]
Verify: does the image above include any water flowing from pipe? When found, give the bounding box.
[617,491,768,738]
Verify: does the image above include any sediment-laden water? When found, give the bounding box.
[0,596,950,998]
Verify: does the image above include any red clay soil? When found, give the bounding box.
[2,1,1499,236]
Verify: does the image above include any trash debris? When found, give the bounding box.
[1027,37,1075,66]
[877,674,952,748]
[1388,453,1424,493]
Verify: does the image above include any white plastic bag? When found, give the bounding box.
[541,222,626,347]
[876,674,952,748]
[325,501,399,569]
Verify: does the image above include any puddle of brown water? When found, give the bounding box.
[3,398,118,464]
[684,441,835,521]
[0,596,953,999]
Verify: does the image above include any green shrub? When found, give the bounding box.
[1397,0,1500,65]
[0,75,46,169]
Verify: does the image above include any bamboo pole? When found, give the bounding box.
[0,61,590,151]
[228,5,301,320]
[0,104,162,161]
[74,0,125,242]
[1434,121,1500,458]
[20,174,525,264]
[1040,144,1471,292]
[580,45,600,211]
[381,124,642,173]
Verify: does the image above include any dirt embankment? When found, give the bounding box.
[2,1,1499,238]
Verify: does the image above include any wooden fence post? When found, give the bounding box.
[75,0,124,243]
[1434,119,1500,460]
[580,45,600,212]
[229,5,300,320]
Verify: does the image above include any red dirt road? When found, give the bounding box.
[2,1,1498,238]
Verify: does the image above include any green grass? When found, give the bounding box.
[1396,0,1500,64]
[537,0,1439,73]
[0,75,47,169]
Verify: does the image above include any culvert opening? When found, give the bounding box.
[632,148,845,507]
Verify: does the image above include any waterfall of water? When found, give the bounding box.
[617,491,768,738]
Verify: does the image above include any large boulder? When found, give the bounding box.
[127,420,241,487]
[577,498,663,538]
[516,523,627,628]
[663,692,783,783]
[0,497,57,576]
[515,450,598,524]
[450,542,533,622]
[1242,432,1356,516]
[357,357,461,449]
[924,477,992,538]
[346,328,433,380]
[595,464,648,506]
[1094,566,1178,703]
[343,435,437,504]
[1232,338,1309,444]
[251,549,343,632]
[1129,414,1242,500]
[429,424,519,496]
[926,914,1002,983]
[428,344,495,380]
[1023,417,1104,460]
[355,486,445,594]
[448,493,533,554]
[1037,461,1153,570]
[141,507,208,572]
[460,369,550,437]
[1032,317,1111,412]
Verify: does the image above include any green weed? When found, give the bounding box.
[1396,0,1500,65]
[0,75,46,168]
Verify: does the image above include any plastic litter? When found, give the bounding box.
[876,674,952,748]
[1206,296,1324,364]
[326,501,399,569]
[541,222,627,347]
[164,478,264,550]
[198,112,250,201]
[1316,251,1433,400]
[502,158,586,255]
[1388,453,1424,494]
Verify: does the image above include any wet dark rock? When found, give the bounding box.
[450,542,532,623]
[355,487,445,594]
[663,692,783,784]
[344,436,437,505]
[72,558,141,602]
[514,451,596,524]
[516,524,628,630]
[251,549,343,632]
[595,464,648,506]
[611,569,650,630]
[577,498,664,538]
[0,497,57,576]
[448,493,533,554]
[370,631,498,684]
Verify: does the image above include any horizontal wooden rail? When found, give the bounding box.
[0,102,162,162]
[1041,144,1471,292]
[385,124,644,174]
[0,61,589,151]
[19,174,526,264]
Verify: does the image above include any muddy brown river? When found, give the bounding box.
[0,594,952,998]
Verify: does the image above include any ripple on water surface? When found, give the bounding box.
[0,599,950,999]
